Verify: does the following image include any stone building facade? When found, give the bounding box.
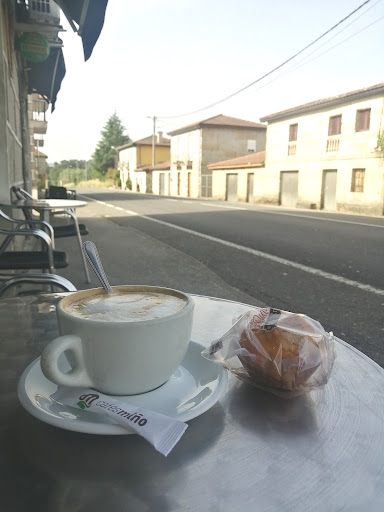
[258,83,384,215]
[166,115,267,198]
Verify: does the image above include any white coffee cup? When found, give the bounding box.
[40,286,194,395]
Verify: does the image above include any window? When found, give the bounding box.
[328,115,341,136]
[355,109,371,132]
[247,140,256,153]
[289,123,298,141]
[351,169,365,192]
[32,1,51,14]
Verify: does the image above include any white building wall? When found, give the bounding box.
[260,94,384,215]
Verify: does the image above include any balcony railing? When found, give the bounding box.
[288,142,297,156]
[326,136,340,152]
[29,119,48,134]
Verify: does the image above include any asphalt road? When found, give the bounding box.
[76,188,384,367]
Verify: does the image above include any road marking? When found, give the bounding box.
[249,208,384,229]
[89,195,384,228]
[81,195,384,297]
[201,202,246,210]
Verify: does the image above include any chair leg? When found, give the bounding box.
[66,209,91,283]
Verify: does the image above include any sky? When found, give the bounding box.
[43,0,384,162]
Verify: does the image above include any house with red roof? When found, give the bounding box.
[161,114,266,198]
[117,133,170,193]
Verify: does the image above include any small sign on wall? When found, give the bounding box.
[19,32,50,63]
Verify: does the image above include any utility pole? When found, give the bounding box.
[152,115,156,168]
[146,115,157,168]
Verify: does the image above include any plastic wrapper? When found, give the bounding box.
[202,308,336,398]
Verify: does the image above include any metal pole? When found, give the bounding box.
[152,116,156,168]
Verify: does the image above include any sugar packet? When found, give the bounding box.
[52,387,188,456]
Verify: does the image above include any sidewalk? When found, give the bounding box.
[54,195,265,308]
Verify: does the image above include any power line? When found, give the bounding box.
[277,15,384,82]
[157,0,374,120]
[243,10,384,103]
[283,0,382,70]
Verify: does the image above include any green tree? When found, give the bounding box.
[91,113,131,175]
[47,160,89,185]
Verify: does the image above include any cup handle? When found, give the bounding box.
[40,335,94,388]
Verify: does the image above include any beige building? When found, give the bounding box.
[165,114,267,198]
[209,151,265,202]
[257,83,384,215]
[118,133,170,193]
[150,161,172,195]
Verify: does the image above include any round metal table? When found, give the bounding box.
[1,293,384,511]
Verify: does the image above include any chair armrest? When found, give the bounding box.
[0,208,53,236]
[0,227,55,272]
[14,219,54,241]
[0,273,77,296]
[0,226,53,248]
[0,209,55,252]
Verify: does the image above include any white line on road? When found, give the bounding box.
[249,208,384,229]
[81,195,384,297]
[201,203,246,210]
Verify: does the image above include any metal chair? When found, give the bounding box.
[45,185,77,200]
[0,274,76,297]
[0,208,55,252]
[10,186,89,239]
[0,221,68,274]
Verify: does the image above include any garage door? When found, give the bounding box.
[280,171,299,207]
[226,174,238,202]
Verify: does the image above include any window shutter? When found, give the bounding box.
[356,109,371,131]
[289,124,298,142]
[328,115,341,136]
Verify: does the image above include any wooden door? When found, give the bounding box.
[322,170,337,210]
[247,173,254,203]
[226,174,238,202]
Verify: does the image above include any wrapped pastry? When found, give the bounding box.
[202,308,336,397]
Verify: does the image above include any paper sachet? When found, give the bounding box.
[52,387,188,456]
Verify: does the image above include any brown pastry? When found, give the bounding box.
[239,310,326,390]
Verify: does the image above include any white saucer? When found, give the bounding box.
[18,341,228,435]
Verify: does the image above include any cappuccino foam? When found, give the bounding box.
[66,291,187,322]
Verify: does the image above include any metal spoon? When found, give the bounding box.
[82,241,113,293]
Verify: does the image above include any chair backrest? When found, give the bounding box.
[0,273,77,297]
[11,186,33,200]
[46,186,76,199]
[10,186,35,225]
